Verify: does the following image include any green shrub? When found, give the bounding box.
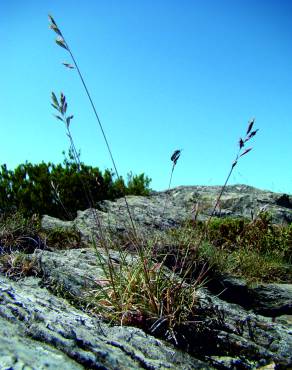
[0,154,151,220]
[126,172,151,196]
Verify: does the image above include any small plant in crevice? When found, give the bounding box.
[49,16,197,343]
[0,251,39,280]
[50,90,148,298]
[87,242,202,345]
[0,212,43,254]
[48,14,204,343]
[49,16,160,308]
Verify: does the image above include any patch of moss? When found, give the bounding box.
[42,227,82,250]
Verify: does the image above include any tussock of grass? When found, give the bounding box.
[0,212,42,254]
[86,242,200,344]
[0,251,39,280]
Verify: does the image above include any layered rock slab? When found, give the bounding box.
[36,248,292,369]
[0,274,210,369]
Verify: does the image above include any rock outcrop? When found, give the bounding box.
[42,185,292,243]
[36,248,292,368]
[1,246,291,369]
[0,274,209,369]
[1,185,292,369]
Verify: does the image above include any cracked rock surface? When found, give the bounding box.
[0,275,210,369]
[37,247,292,369]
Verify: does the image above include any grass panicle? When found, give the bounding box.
[161,149,182,218]
[48,14,137,238]
[162,119,259,290]
[207,118,258,225]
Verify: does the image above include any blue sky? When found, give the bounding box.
[1,0,292,193]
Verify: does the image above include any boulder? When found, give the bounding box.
[249,283,292,316]
[207,275,292,317]
[42,185,292,243]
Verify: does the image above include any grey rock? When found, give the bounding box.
[42,185,292,243]
[249,283,292,316]
[35,248,292,369]
[193,288,292,368]
[0,274,211,369]
[207,275,292,317]
[0,315,83,370]
[41,214,75,231]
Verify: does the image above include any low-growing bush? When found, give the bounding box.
[205,212,292,262]
[169,212,292,283]
[0,153,151,220]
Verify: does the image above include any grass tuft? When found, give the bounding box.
[0,212,42,254]
[87,241,202,344]
[0,251,39,280]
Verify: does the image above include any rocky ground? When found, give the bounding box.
[42,184,292,242]
[1,185,292,369]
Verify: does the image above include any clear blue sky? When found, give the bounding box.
[1,0,292,193]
